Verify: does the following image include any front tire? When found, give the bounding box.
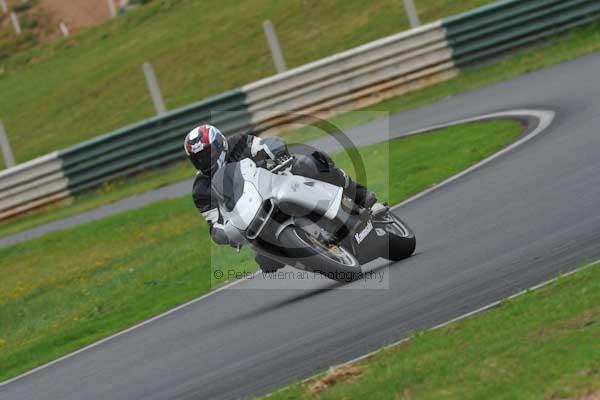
[278,226,362,282]
[382,214,416,261]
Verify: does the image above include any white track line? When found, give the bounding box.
[0,271,261,388]
[0,109,554,388]
[267,259,600,397]
[391,109,555,210]
[320,258,600,376]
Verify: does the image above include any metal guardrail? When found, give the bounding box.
[443,0,600,66]
[58,88,251,194]
[1,0,599,221]
[243,21,455,133]
[0,152,69,220]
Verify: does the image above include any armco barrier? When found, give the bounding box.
[0,152,69,220]
[1,0,599,221]
[443,0,600,66]
[58,88,252,194]
[0,88,252,218]
[57,21,454,197]
[242,21,456,132]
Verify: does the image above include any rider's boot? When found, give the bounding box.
[370,202,389,218]
[347,180,388,217]
[256,254,284,274]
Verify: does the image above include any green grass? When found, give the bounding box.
[331,120,522,206]
[266,261,600,400]
[0,0,501,167]
[1,14,599,237]
[0,119,521,383]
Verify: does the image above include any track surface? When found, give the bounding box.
[2,52,600,399]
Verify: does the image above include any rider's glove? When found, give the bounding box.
[211,224,230,245]
[275,153,292,165]
[268,141,290,163]
[252,137,290,163]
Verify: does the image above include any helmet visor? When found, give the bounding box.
[192,133,226,174]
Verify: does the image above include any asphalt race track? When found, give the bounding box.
[2,52,600,400]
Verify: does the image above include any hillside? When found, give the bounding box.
[0,0,116,51]
[0,0,495,167]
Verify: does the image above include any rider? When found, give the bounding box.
[184,124,385,250]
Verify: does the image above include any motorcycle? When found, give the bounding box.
[211,156,416,282]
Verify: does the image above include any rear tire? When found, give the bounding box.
[278,226,362,282]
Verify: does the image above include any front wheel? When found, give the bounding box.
[278,226,362,282]
[380,213,416,261]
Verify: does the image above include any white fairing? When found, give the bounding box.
[229,182,263,230]
[325,188,343,219]
[270,174,343,218]
[221,158,342,239]
[240,158,258,181]
[220,159,262,232]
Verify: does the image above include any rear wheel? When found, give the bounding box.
[278,226,362,282]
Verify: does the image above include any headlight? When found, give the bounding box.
[247,200,274,240]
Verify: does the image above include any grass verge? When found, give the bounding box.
[266,261,600,400]
[2,19,599,237]
[0,119,521,383]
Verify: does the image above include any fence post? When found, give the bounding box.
[142,62,167,115]
[402,0,421,28]
[263,20,287,73]
[119,0,128,13]
[59,21,69,37]
[107,0,117,18]
[0,121,15,168]
[10,12,21,35]
[0,0,7,14]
